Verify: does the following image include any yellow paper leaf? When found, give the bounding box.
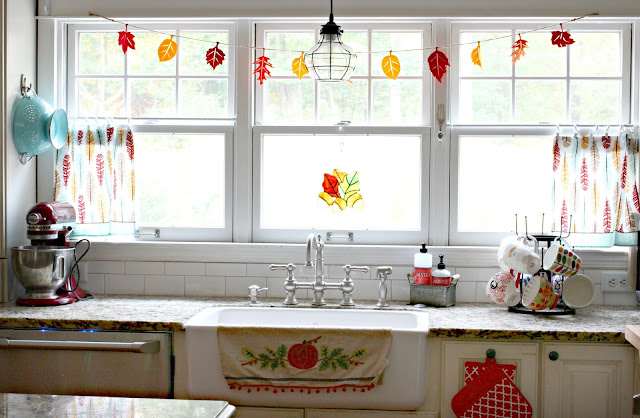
[291,52,308,80]
[158,36,178,62]
[381,51,401,80]
[319,192,334,206]
[346,193,362,207]
[471,42,482,68]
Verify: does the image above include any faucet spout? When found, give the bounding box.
[305,233,315,267]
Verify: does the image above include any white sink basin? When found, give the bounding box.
[184,306,429,411]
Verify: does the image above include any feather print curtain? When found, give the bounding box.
[54,123,136,236]
[551,130,639,247]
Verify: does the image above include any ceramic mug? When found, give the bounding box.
[551,274,565,297]
[562,274,595,308]
[521,274,559,311]
[500,235,542,275]
[486,271,520,307]
[542,239,581,276]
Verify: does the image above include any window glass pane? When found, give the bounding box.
[515,80,566,123]
[570,80,621,123]
[459,32,511,77]
[372,79,422,125]
[263,80,314,124]
[179,31,229,75]
[341,31,368,76]
[129,79,176,117]
[78,32,123,75]
[179,79,228,118]
[136,134,225,227]
[261,134,421,230]
[458,136,552,232]
[515,32,566,77]
[128,32,176,75]
[318,80,368,124]
[78,79,124,116]
[570,32,621,77]
[459,80,511,123]
[372,32,422,76]
[265,31,315,77]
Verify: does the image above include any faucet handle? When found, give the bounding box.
[376,266,393,278]
[343,265,370,278]
[270,263,296,272]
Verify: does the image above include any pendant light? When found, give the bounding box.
[304,0,357,82]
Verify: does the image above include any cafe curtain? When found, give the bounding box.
[54,123,136,236]
[551,129,639,247]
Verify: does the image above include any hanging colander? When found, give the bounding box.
[12,88,68,162]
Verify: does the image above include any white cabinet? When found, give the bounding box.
[441,341,539,418]
[542,343,634,418]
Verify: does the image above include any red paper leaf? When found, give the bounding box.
[427,47,449,83]
[206,42,226,71]
[253,53,273,85]
[118,26,136,54]
[511,35,528,64]
[322,174,340,198]
[580,158,589,191]
[552,138,561,172]
[551,25,575,48]
[126,130,134,160]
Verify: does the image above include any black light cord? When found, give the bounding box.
[66,239,92,300]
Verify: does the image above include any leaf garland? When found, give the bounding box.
[551,24,575,48]
[118,24,135,54]
[381,50,401,80]
[428,47,449,83]
[206,42,225,71]
[471,41,482,68]
[253,50,273,85]
[511,34,528,64]
[158,35,178,62]
[291,52,308,79]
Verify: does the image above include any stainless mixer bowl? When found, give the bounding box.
[11,246,75,299]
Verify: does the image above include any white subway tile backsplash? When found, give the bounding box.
[475,282,491,303]
[328,265,371,280]
[226,276,267,297]
[591,284,604,305]
[89,261,124,274]
[385,265,413,280]
[456,282,476,303]
[83,273,105,295]
[185,276,225,297]
[166,262,205,276]
[457,267,498,283]
[206,263,247,277]
[351,279,382,301]
[105,274,144,295]
[391,279,410,301]
[125,262,164,275]
[603,292,636,306]
[266,277,311,300]
[144,275,185,296]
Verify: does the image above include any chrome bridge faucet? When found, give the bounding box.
[269,233,369,306]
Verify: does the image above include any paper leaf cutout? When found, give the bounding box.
[511,34,528,64]
[206,42,226,71]
[551,24,575,48]
[158,35,177,62]
[428,47,449,83]
[381,51,401,80]
[118,25,135,54]
[322,174,341,198]
[291,52,308,79]
[253,52,273,85]
[471,41,482,68]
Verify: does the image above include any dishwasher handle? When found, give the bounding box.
[0,338,160,353]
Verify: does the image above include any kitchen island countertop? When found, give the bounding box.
[0,295,638,343]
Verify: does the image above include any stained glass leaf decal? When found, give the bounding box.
[346,193,362,207]
[334,198,347,211]
[339,171,360,200]
[322,174,341,198]
[333,169,347,184]
[318,192,334,206]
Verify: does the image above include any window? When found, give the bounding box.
[253,22,431,244]
[449,21,632,245]
[67,23,235,240]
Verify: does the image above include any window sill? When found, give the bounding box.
[74,237,629,270]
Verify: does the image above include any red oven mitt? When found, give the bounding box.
[451,357,533,418]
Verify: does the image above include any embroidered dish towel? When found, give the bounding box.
[217,326,391,394]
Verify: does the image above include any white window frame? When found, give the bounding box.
[65,21,237,241]
[448,20,634,245]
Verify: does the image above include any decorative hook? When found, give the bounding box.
[18,152,33,165]
[20,74,32,97]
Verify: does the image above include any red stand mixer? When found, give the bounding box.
[11,202,91,306]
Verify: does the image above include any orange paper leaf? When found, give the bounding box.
[511,34,528,64]
[206,42,226,71]
[428,47,449,83]
[158,35,177,62]
[292,52,308,79]
[381,51,401,80]
[471,41,482,68]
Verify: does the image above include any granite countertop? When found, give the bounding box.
[0,393,235,418]
[0,295,638,343]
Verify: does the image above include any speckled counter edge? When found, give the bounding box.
[428,328,626,343]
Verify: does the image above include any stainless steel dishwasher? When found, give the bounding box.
[0,328,172,397]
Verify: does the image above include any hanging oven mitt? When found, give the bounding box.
[451,357,533,418]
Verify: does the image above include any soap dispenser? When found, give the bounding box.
[414,243,432,285]
[432,254,452,286]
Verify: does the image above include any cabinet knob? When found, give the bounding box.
[486,348,496,359]
[549,351,559,361]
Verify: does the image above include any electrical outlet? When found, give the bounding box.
[601,271,631,293]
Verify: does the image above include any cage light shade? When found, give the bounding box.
[304,33,357,82]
